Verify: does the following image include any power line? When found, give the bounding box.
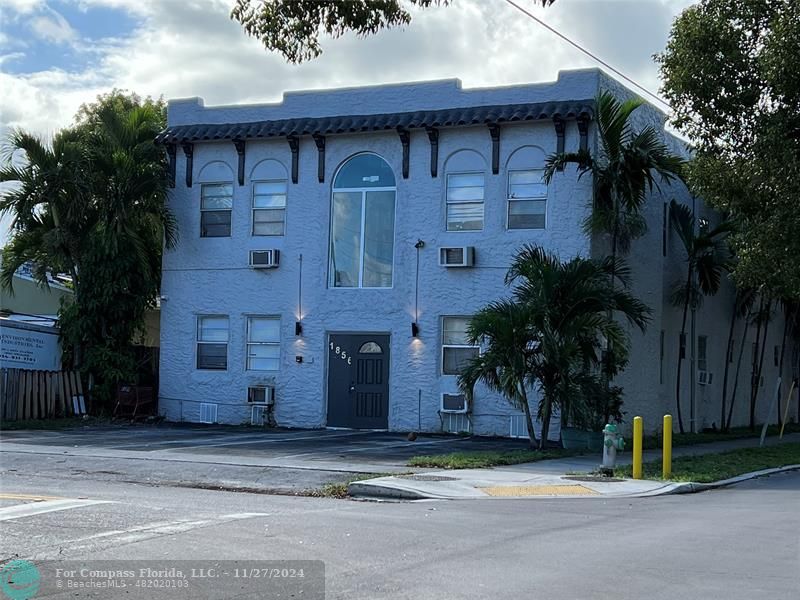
[503,0,673,111]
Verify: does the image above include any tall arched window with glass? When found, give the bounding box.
[329,154,396,288]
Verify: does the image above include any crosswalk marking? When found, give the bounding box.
[0,498,111,522]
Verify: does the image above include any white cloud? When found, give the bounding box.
[1,0,44,15]
[1,0,693,136]
[29,7,78,45]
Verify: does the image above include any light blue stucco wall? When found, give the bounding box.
[159,67,794,435]
[159,70,596,434]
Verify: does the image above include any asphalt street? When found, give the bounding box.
[1,451,798,600]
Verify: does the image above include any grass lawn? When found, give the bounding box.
[642,422,800,450]
[616,442,800,483]
[314,473,396,498]
[408,448,583,470]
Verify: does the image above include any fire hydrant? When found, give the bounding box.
[601,423,625,475]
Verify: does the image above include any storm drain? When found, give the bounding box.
[479,484,598,497]
[400,474,459,482]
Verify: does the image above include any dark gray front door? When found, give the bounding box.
[327,334,390,429]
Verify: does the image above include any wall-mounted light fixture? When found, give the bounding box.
[296,253,304,336]
[412,239,424,337]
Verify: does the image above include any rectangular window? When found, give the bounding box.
[197,315,228,370]
[697,335,708,371]
[446,173,484,231]
[246,316,281,371]
[774,345,780,367]
[252,181,287,236]
[659,330,665,384]
[662,202,668,257]
[507,169,546,229]
[201,183,233,237]
[442,316,479,375]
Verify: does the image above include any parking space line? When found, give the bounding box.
[170,430,377,451]
[0,498,112,522]
[0,493,62,501]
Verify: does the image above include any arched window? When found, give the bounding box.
[359,341,383,354]
[444,150,486,231]
[506,146,547,230]
[330,154,396,288]
[198,161,234,238]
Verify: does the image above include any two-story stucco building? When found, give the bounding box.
[155,68,797,436]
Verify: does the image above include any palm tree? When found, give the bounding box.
[0,128,91,289]
[669,200,731,433]
[459,245,650,449]
[1,99,175,405]
[544,91,685,277]
[458,300,540,448]
[720,286,756,432]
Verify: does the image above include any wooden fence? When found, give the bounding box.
[0,368,85,422]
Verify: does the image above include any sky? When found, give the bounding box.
[0,0,696,240]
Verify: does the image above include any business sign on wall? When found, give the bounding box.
[0,320,61,371]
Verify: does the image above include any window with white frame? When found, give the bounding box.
[446,173,484,231]
[200,183,233,237]
[507,169,546,229]
[197,315,229,370]
[442,316,479,375]
[252,180,287,236]
[246,316,280,371]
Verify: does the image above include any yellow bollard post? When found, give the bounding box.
[632,416,643,480]
[663,414,673,480]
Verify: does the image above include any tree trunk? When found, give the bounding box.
[726,313,751,431]
[538,394,554,451]
[776,306,796,426]
[519,386,538,449]
[675,268,692,434]
[750,301,771,430]
[720,298,738,431]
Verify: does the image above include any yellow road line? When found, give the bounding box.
[0,493,62,502]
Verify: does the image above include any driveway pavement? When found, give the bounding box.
[0,424,527,472]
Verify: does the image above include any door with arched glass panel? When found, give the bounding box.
[327,334,390,429]
[329,154,396,288]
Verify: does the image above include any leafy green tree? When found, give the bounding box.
[658,0,800,299]
[459,245,650,449]
[544,91,685,273]
[0,92,174,407]
[231,0,555,63]
[668,200,731,433]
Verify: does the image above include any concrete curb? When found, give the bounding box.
[654,464,800,496]
[348,464,800,500]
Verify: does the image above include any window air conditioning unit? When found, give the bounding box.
[697,371,713,385]
[439,246,475,268]
[441,393,468,414]
[248,385,275,405]
[250,249,280,269]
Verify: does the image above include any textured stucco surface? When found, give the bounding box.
[159,68,795,435]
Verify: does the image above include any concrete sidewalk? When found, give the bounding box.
[349,432,800,500]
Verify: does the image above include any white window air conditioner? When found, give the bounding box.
[441,393,468,414]
[247,385,275,405]
[250,249,280,269]
[439,246,475,267]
